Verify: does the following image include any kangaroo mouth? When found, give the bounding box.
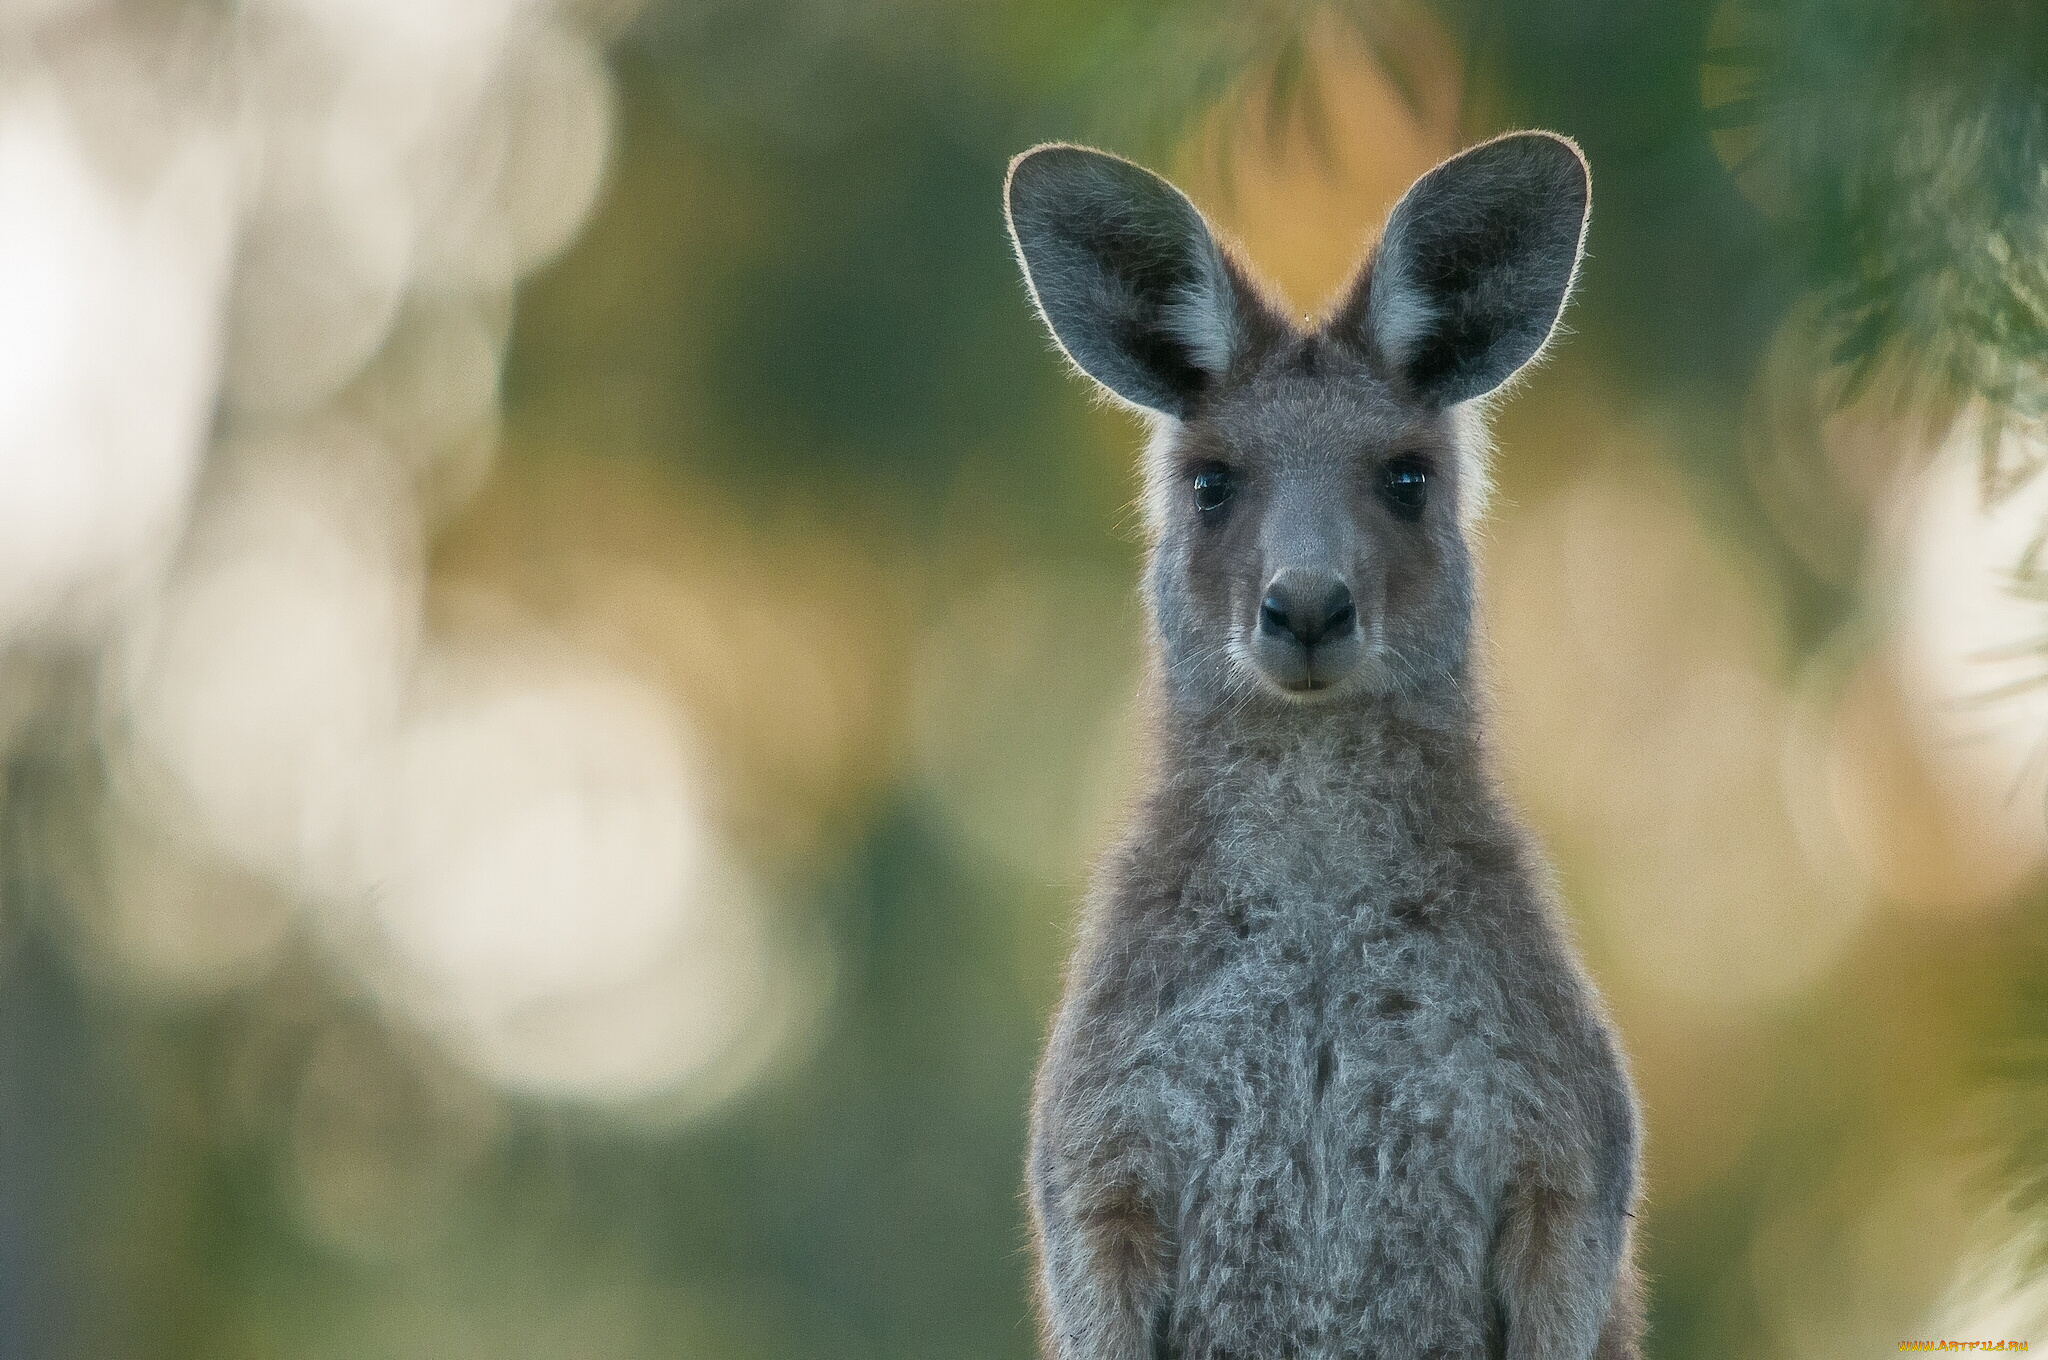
[1287,668,1334,694]
[1250,634,1363,699]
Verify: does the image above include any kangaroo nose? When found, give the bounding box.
[1259,572,1356,648]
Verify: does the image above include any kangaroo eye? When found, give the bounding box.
[1379,456,1429,522]
[1192,466,1235,514]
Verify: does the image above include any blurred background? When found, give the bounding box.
[1,0,2046,1355]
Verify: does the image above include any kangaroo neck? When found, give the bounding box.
[1149,676,1490,845]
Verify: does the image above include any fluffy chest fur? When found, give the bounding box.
[1038,721,1615,1359]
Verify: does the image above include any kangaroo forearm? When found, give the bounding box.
[1033,1186,1170,1360]
[1494,1186,1633,1360]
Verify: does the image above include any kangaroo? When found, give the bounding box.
[1004,132,1642,1360]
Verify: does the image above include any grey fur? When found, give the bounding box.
[1005,133,1641,1360]
[1005,145,1283,419]
[1339,133,1590,407]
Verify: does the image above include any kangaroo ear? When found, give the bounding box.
[1006,144,1269,419]
[1330,131,1590,407]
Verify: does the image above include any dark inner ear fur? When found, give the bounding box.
[1006,144,1279,418]
[1329,132,1589,407]
[1088,214,1213,407]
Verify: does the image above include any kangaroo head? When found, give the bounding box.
[1005,133,1588,716]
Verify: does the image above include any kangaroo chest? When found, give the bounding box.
[1143,880,1518,1188]
[1129,864,1524,1355]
